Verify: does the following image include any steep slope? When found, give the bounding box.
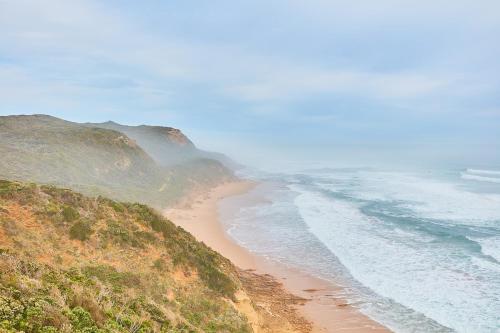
[90,121,241,170]
[0,179,250,332]
[0,180,311,333]
[89,121,197,166]
[0,115,233,208]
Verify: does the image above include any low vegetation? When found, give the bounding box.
[0,115,234,209]
[0,180,251,333]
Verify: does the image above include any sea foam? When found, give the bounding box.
[461,172,500,183]
[290,169,500,332]
[466,168,500,176]
[229,168,500,332]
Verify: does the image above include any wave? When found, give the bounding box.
[317,170,500,225]
[466,168,500,176]
[292,178,500,333]
[476,236,500,263]
[461,173,500,183]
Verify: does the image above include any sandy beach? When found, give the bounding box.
[165,181,390,333]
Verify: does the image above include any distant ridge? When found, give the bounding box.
[0,114,234,207]
[89,120,241,169]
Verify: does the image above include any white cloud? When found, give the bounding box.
[0,0,198,76]
[288,0,500,29]
[0,0,497,119]
[225,67,453,102]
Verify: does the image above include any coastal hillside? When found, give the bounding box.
[0,179,249,332]
[0,180,310,333]
[88,121,198,166]
[89,121,240,170]
[0,115,233,208]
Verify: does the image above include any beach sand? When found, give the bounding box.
[165,181,390,333]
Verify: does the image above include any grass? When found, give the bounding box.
[0,179,250,333]
[0,115,234,209]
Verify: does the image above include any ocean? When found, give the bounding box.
[219,166,500,333]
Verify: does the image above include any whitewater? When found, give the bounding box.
[223,167,500,333]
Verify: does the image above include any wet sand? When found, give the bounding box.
[165,181,390,333]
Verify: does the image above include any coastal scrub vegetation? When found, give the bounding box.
[0,115,234,209]
[0,180,250,333]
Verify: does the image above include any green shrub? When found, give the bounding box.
[42,202,60,218]
[68,307,99,332]
[199,265,236,299]
[62,206,80,222]
[100,221,156,248]
[134,231,157,245]
[0,295,61,333]
[179,295,250,333]
[69,221,93,241]
[0,180,22,196]
[102,221,132,245]
[82,265,141,292]
[0,180,250,332]
[152,258,167,272]
[108,201,125,213]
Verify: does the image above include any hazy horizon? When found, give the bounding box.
[1,1,499,168]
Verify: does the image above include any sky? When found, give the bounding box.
[1,0,499,168]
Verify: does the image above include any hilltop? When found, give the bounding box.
[88,121,197,166]
[0,115,233,208]
[89,121,240,170]
[0,114,313,333]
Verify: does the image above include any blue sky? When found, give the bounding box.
[1,0,499,167]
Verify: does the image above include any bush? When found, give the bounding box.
[0,180,249,332]
[69,221,93,241]
[62,206,80,222]
[0,180,22,196]
[68,307,99,332]
[0,295,60,333]
[82,265,141,292]
[108,201,125,213]
[152,258,167,271]
[101,221,133,246]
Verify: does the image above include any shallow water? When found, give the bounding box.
[220,167,500,333]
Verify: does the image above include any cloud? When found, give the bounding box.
[0,0,498,163]
[225,66,454,104]
[288,0,500,28]
[0,0,497,111]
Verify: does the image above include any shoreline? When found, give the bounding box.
[165,180,390,333]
